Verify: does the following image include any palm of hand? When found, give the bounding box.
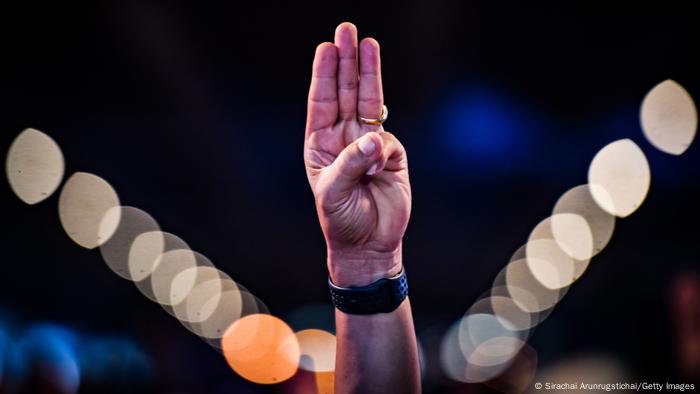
[304,24,411,259]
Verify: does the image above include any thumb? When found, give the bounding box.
[327,132,383,188]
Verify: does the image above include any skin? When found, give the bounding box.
[303,22,421,394]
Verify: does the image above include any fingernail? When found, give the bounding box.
[366,163,378,176]
[358,135,376,156]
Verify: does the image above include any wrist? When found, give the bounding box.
[327,246,403,287]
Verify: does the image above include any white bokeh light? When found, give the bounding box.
[58,172,121,249]
[553,184,615,257]
[641,79,697,155]
[588,139,650,218]
[6,128,65,205]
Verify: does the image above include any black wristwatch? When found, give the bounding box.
[328,269,408,315]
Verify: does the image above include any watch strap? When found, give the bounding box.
[328,269,408,315]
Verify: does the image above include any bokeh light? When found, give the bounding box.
[194,289,266,342]
[6,128,65,205]
[547,214,594,261]
[149,249,199,307]
[439,321,469,383]
[466,336,527,382]
[295,329,336,372]
[441,312,525,384]
[167,253,218,307]
[501,256,566,314]
[588,139,651,218]
[484,342,537,393]
[552,184,615,257]
[313,371,335,394]
[459,313,524,355]
[6,125,301,388]
[58,172,121,249]
[127,230,166,283]
[171,266,231,323]
[99,206,162,280]
[491,282,555,327]
[527,217,591,288]
[440,110,660,386]
[525,238,576,290]
[134,232,190,301]
[641,79,697,155]
[12,324,81,394]
[221,314,300,384]
[458,313,525,382]
[469,293,533,333]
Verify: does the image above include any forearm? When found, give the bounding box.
[329,250,421,394]
[335,299,421,394]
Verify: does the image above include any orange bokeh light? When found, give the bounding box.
[222,314,300,384]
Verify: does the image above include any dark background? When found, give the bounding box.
[0,2,698,393]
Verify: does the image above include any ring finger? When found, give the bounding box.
[358,37,384,131]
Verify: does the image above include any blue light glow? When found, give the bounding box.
[12,324,81,394]
[80,336,152,385]
[436,85,543,175]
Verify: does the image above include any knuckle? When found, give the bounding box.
[360,123,384,133]
[381,131,401,145]
[358,96,382,105]
[338,81,358,90]
[381,130,396,139]
[309,96,336,104]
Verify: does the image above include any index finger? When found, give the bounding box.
[306,42,339,136]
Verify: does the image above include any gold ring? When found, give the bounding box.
[358,105,388,125]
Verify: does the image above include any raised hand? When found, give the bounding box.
[304,22,411,287]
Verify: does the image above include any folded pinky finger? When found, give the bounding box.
[366,131,406,176]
